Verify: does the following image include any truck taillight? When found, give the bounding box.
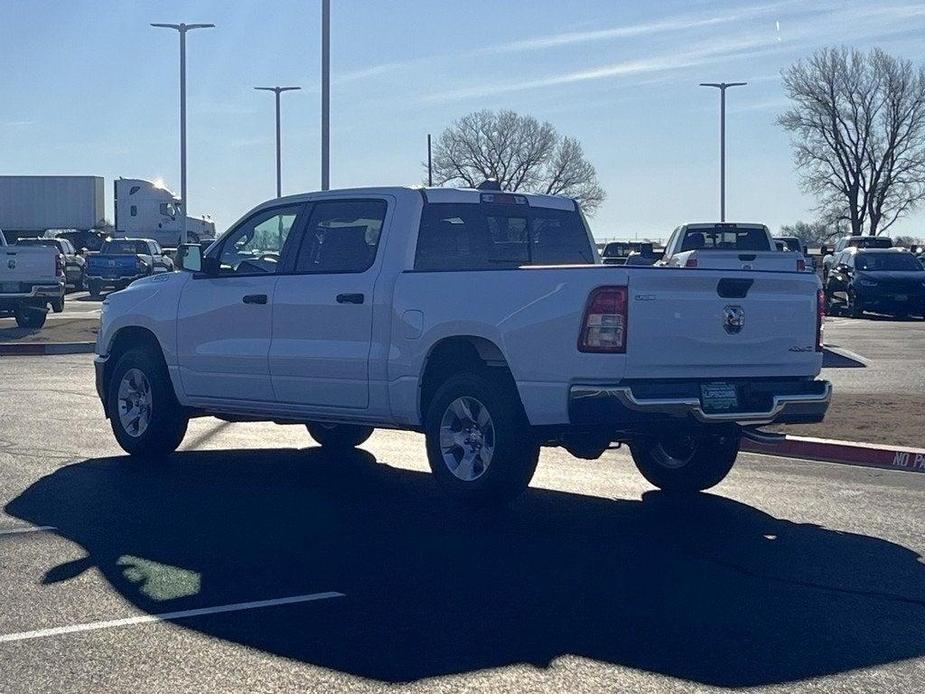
[797,258,806,272]
[578,286,627,353]
[685,257,698,268]
[816,288,825,352]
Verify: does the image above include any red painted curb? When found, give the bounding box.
[742,436,925,474]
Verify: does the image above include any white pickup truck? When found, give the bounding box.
[661,222,806,272]
[0,229,66,328]
[94,187,830,505]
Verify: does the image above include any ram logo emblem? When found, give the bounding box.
[723,305,745,334]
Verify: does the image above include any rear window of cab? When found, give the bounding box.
[414,203,596,270]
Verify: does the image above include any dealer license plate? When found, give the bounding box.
[701,382,739,412]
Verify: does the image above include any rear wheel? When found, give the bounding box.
[424,371,539,506]
[88,281,103,298]
[630,432,740,493]
[107,347,188,458]
[14,305,46,329]
[306,423,374,449]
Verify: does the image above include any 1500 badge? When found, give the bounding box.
[788,345,815,352]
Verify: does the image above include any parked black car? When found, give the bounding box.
[825,247,925,318]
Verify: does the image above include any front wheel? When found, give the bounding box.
[88,281,103,298]
[424,371,539,506]
[306,423,373,449]
[629,432,740,493]
[107,347,188,458]
[51,297,64,313]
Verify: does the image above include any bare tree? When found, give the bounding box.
[429,110,606,214]
[779,219,837,246]
[779,47,925,236]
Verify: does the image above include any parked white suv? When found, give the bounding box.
[94,187,830,505]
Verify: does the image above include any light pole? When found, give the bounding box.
[255,86,301,198]
[699,81,746,222]
[151,22,215,244]
[321,0,331,190]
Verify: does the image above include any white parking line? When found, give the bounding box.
[0,526,56,536]
[0,592,345,644]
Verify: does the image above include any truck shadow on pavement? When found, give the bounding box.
[7,448,925,687]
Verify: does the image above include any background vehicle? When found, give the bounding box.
[822,235,893,282]
[15,237,87,290]
[44,228,108,254]
[601,241,662,265]
[94,187,829,506]
[825,247,925,318]
[0,176,104,242]
[661,223,805,271]
[773,236,816,272]
[0,229,65,327]
[114,178,215,247]
[86,238,173,297]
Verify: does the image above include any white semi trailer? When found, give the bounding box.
[0,176,105,241]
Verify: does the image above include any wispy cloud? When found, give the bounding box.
[424,34,782,102]
[476,1,793,55]
[333,1,793,85]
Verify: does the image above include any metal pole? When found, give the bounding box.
[720,87,725,222]
[699,82,746,223]
[179,29,187,242]
[255,87,301,198]
[151,22,214,245]
[275,89,282,198]
[427,134,433,187]
[321,0,330,190]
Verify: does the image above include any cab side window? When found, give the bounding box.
[213,205,302,274]
[293,199,386,274]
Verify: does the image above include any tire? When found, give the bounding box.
[78,269,87,291]
[846,287,863,318]
[14,306,46,329]
[51,297,64,313]
[630,432,740,493]
[88,281,103,298]
[306,423,374,449]
[107,346,188,458]
[424,370,539,506]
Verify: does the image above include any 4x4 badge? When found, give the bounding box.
[723,305,745,334]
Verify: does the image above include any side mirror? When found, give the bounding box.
[176,243,202,272]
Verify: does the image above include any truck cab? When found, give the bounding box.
[114,178,216,248]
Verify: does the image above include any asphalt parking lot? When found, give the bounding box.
[0,355,923,693]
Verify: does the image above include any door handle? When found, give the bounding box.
[242,294,268,305]
[336,293,365,304]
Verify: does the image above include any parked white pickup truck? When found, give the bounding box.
[94,187,830,505]
[661,222,806,272]
[0,229,65,328]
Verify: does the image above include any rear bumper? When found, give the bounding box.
[569,379,831,427]
[0,282,65,306]
[86,274,141,284]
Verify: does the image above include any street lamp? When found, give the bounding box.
[254,86,302,198]
[151,22,215,244]
[699,81,746,222]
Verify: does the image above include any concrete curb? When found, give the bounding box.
[0,342,96,356]
[742,435,925,474]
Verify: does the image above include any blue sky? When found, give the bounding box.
[2,0,925,240]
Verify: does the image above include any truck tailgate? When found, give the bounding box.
[1,247,56,286]
[624,269,821,379]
